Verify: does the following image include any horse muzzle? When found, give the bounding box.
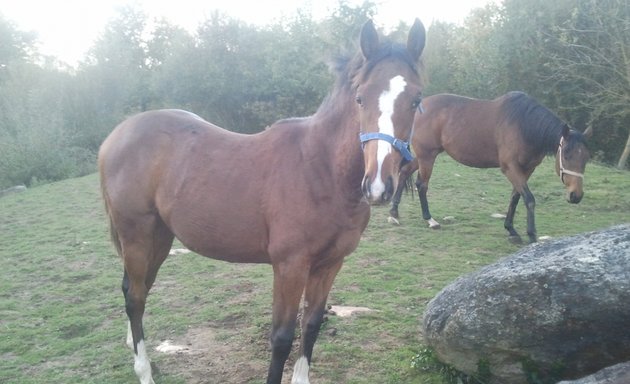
[362,174,394,204]
[568,191,583,204]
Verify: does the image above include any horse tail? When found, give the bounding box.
[99,166,123,259]
[107,211,123,259]
[405,172,415,193]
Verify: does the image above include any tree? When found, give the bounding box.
[422,21,457,95]
[84,5,150,114]
[446,3,507,98]
[544,0,630,168]
[0,16,88,188]
[0,14,37,68]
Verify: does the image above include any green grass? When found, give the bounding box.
[0,156,628,384]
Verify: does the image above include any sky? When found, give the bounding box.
[0,0,495,67]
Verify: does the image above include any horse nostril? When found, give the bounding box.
[569,192,582,204]
[383,176,394,202]
[361,175,371,199]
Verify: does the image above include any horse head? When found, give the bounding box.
[556,125,591,203]
[357,19,425,205]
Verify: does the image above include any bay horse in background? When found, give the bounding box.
[99,19,426,384]
[389,92,590,243]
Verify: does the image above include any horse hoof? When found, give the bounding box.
[508,235,523,245]
[427,218,441,229]
[388,216,400,225]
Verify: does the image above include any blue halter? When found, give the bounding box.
[359,132,415,162]
[358,100,423,162]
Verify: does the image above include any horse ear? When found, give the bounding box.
[562,124,570,138]
[583,125,593,139]
[407,18,426,62]
[360,19,380,60]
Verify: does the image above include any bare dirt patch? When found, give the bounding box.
[150,305,374,383]
[154,326,269,384]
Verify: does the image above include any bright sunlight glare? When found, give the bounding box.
[0,0,496,67]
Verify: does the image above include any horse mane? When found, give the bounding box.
[502,91,588,155]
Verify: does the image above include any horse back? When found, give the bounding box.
[415,94,502,167]
[99,110,274,262]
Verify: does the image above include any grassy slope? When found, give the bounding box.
[0,157,628,384]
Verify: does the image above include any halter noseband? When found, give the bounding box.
[557,136,584,180]
[359,132,415,162]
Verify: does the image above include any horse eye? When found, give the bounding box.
[412,97,422,109]
[355,96,363,106]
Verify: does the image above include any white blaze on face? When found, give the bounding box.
[370,75,407,199]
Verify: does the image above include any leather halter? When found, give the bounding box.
[557,136,584,181]
[359,132,415,162]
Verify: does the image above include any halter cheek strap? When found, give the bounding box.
[557,136,584,180]
[359,132,415,162]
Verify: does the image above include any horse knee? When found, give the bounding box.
[415,180,424,192]
[125,295,145,318]
[304,310,325,339]
[270,326,295,357]
[525,198,535,211]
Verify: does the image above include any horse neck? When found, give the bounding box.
[307,92,365,197]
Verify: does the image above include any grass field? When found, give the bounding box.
[1,156,628,384]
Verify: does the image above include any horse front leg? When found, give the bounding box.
[416,154,441,229]
[389,160,418,224]
[291,259,344,384]
[416,157,440,229]
[388,180,406,225]
[267,260,309,384]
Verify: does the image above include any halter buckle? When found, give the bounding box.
[359,132,415,162]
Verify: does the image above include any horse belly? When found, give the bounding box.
[160,196,271,264]
[446,143,499,168]
[173,222,270,264]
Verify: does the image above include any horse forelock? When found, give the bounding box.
[503,92,567,155]
[565,129,588,153]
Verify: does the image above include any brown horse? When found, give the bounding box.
[99,19,425,384]
[389,92,590,243]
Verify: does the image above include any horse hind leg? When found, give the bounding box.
[504,188,523,244]
[116,214,174,384]
[503,166,537,243]
[521,184,536,243]
[416,157,440,229]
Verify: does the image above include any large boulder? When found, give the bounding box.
[557,361,630,384]
[422,224,630,384]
